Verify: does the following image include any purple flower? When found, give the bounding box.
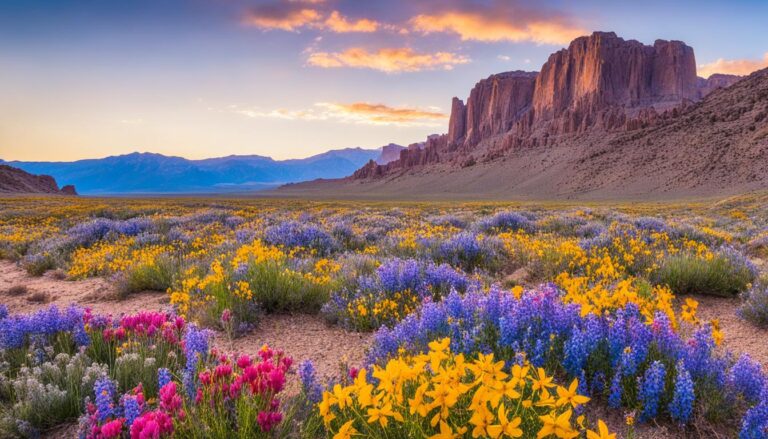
[729,354,766,403]
[668,361,695,424]
[182,323,211,398]
[638,361,666,421]
[157,368,172,389]
[94,377,118,422]
[298,360,322,403]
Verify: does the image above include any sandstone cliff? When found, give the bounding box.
[0,164,77,195]
[351,31,744,180]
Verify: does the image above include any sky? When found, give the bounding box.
[1,0,767,162]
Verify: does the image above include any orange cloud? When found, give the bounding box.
[242,5,321,31]
[409,4,585,45]
[243,1,380,33]
[698,53,768,78]
[234,102,446,126]
[307,47,469,73]
[317,102,446,124]
[323,11,379,33]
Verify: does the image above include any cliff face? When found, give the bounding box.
[353,31,746,180]
[0,164,76,194]
[529,32,698,134]
[453,71,537,147]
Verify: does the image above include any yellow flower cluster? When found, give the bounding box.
[345,290,421,330]
[499,225,720,328]
[68,238,173,279]
[320,338,614,439]
[231,239,285,268]
[390,224,459,252]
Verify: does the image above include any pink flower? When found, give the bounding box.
[214,364,232,380]
[349,367,359,380]
[130,410,173,439]
[257,411,283,432]
[221,309,232,323]
[159,382,182,415]
[267,368,285,393]
[236,354,252,369]
[99,419,124,439]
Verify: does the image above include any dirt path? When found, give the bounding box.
[216,314,372,386]
[0,260,168,316]
[694,294,768,367]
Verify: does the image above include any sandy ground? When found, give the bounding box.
[2,260,762,438]
[0,260,169,316]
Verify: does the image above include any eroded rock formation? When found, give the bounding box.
[354,31,745,180]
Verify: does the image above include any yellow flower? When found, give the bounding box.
[538,409,578,439]
[366,402,403,427]
[587,420,616,439]
[429,421,467,439]
[486,403,523,438]
[711,319,724,346]
[531,367,555,391]
[555,379,590,408]
[333,420,359,439]
[331,384,353,410]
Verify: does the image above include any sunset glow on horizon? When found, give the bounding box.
[2,0,767,162]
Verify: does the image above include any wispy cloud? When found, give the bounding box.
[322,11,379,33]
[243,1,380,33]
[307,47,469,73]
[242,2,321,31]
[233,102,446,126]
[698,53,768,78]
[409,2,585,45]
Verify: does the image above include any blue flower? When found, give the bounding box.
[668,361,695,424]
[298,360,322,403]
[122,394,141,427]
[729,354,766,403]
[157,367,172,389]
[638,361,666,421]
[182,323,211,398]
[94,377,117,422]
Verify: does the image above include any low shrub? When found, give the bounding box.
[116,255,178,298]
[26,290,51,303]
[5,285,28,296]
[22,253,55,276]
[655,249,756,297]
[739,283,768,327]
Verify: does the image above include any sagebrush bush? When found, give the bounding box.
[655,251,755,297]
[117,256,177,298]
[6,284,28,296]
[739,283,768,327]
[22,253,55,276]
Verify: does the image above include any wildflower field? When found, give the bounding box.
[2,194,768,438]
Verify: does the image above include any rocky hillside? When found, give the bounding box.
[281,32,763,200]
[0,165,76,195]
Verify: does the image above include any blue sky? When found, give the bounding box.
[1,0,766,161]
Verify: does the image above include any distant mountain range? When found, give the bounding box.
[1,145,404,194]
